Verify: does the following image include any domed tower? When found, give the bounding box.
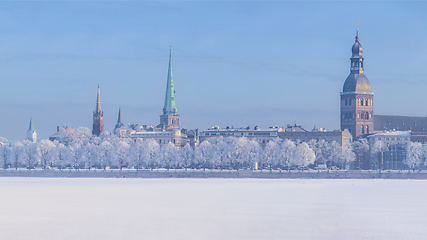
[340,31,374,139]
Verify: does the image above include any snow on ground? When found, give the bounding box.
[0,178,426,240]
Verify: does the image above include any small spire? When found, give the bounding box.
[28,116,35,132]
[117,107,122,125]
[355,21,359,42]
[96,85,101,113]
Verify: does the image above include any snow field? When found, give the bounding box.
[0,178,427,240]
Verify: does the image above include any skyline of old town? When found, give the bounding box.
[0,2,426,141]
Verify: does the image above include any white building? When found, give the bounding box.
[367,131,411,170]
[130,129,187,148]
[199,126,282,146]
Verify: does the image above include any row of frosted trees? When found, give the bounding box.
[0,133,355,171]
[1,131,424,170]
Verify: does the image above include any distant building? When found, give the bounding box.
[340,31,374,139]
[374,115,427,133]
[49,127,76,142]
[367,131,411,170]
[279,125,352,147]
[114,107,126,138]
[26,117,37,142]
[130,129,188,148]
[93,85,104,136]
[199,126,283,146]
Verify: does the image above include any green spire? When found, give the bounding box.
[162,49,178,116]
[28,117,35,133]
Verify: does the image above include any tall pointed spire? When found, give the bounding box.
[93,85,104,136]
[115,107,124,129]
[162,49,178,116]
[160,49,180,130]
[28,116,34,132]
[26,116,37,142]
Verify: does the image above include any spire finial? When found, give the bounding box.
[355,21,360,42]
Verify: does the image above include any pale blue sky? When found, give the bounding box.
[0,1,426,141]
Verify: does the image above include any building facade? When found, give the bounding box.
[130,129,187,147]
[279,125,352,147]
[374,115,427,133]
[341,31,374,139]
[367,131,411,170]
[92,85,104,136]
[199,126,282,146]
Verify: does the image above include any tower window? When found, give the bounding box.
[366,99,369,106]
[349,100,352,106]
[361,125,365,134]
[361,99,364,106]
[345,99,347,106]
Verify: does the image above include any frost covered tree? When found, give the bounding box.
[70,141,89,170]
[246,140,261,170]
[54,142,70,169]
[291,142,315,168]
[38,139,56,169]
[195,140,213,170]
[11,141,24,169]
[405,142,423,170]
[352,138,370,169]
[160,142,177,170]
[308,139,327,166]
[115,140,130,169]
[231,137,250,170]
[338,143,355,170]
[98,141,114,169]
[262,140,280,171]
[129,139,144,169]
[329,141,343,167]
[22,141,41,169]
[179,144,194,170]
[371,140,386,170]
[145,140,160,169]
[212,140,230,170]
[0,143,11,169]
[280,139,296,171]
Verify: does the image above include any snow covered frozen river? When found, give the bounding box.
[1,178,426,240]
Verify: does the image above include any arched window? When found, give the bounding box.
[361,99,364,106]
[345,99,348,106]
[361,125,365,134]
[367,126,370,134]
[366,112,369,120]
[366,99,369,106]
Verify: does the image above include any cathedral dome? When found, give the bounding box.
[343,73,371,92]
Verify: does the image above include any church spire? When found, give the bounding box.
[350,30,364,74]
[115,107,124,129]
[26,116,37,142]
[162,49,178,116]
[159,49,180,130]
[96,84,101,114]
[93,85,104,136]
[28,116,34,132]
